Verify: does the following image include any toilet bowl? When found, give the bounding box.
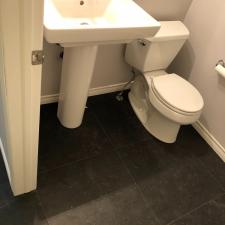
[125,21,204,143]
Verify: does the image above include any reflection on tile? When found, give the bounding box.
[48,186,159,225]
[0,192,48,225]
[48,195,116,225]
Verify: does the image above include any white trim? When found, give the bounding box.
[22,0,44,193]
[193,121,225,162]
[0,138,11,183]
[41,82,131,105]
[1,0,26,195]
[41,94,59,105]
[0,0,44,195]
[88,82,131,97]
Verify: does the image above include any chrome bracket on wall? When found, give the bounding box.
[31,50,45,65]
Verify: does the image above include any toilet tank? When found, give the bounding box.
[125,21,190,72]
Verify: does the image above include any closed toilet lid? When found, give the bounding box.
[151,74,204,113]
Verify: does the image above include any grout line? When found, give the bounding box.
[88,106,114,148]
[38,152,104,176]
[114,145,162,225]
[88,99,163,225]
[166,192,225,225]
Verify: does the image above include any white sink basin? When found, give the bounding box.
[44,0,160,46]
[43,0,160,129]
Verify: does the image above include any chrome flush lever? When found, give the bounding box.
[138,39,147,46]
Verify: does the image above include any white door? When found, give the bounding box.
[0,0,44,195]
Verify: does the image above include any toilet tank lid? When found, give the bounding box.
[145,21,190,42]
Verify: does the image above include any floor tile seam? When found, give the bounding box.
[38,152,120,192]
[38,153,106,176]
[165,192,225,225]
[114,148,162,225]
[113,138,158,153]
[114,141,224,225]
[89,108,115,147]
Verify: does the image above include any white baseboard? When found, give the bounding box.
[0,138,11,183]
[193,121,225,162]
[41,82,130,105]
[41,94,59,105]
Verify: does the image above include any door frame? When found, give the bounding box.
[0,0,44,195]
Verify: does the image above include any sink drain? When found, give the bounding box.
[80,22,89,25]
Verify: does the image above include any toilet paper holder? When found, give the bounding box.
[215,59,225,79]
[216,59,225,67]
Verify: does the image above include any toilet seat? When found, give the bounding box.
[151,73,204,114]
[147,73,204,124]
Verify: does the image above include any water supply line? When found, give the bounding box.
[116,68,136,101]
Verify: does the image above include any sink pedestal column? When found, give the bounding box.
[57,45,98,128]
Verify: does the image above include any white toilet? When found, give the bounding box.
[125,21,204,143]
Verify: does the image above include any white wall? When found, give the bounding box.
[170,0,225,148]
[0,75,8,161]
[0,19,9,163]
[41,0,193,96]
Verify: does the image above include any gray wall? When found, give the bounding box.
[170,0,225,148]
[41,0,193,96]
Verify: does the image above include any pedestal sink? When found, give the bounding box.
[44,0,160,128]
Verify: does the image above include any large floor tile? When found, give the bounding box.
[177,126,225,189]
[47,185,159,225]
[198,149,225,189]
[88,93,152,147]
[176,126,215,159]
[85,151,134,195]
[37,159,101,217]
[108,185,160,225]
[170,194,225,225]
[38,151,134,218]
[118,140,224,225]
[0,192,48,225]
[47,194,117,225]
[39,103,112,172]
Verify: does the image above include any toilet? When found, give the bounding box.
[125,21,204,143]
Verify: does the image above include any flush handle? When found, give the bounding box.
[137,39,147,46]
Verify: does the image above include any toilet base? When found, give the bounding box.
[129,92,180,143]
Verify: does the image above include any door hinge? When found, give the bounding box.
[31,50,45,65]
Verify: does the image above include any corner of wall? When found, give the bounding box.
[0,138,11,183]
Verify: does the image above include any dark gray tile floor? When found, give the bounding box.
[0,92,225,225]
